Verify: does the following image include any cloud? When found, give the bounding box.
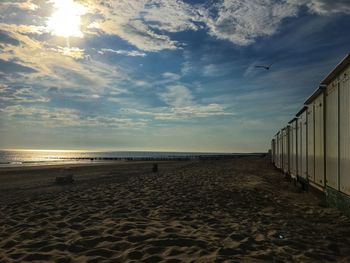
[0,22,127,93]
[92,19,178,52]
[2,0,350,56]
[140,0,203,32]
[86,0,180,51]
[99,48,146,57]
[162,72,181,81]
[114,20,179,52]
[0,85,49,103]
[202,63,235,77]
[49,46,86,60]
[206,0,350,46]
[181,61,193,75]
[119,85,233,121]
[1,1,39,11]
[159,85,194,107]
[83,0,204,51]
[100,0,350,48]
[205,0,300,46]
[46,87,104,102]
[0,23,46,35]
[166,103,234,119]
[0,105,147,129]
[132,80,149,87]
[305,0,350,15]
[84,0,298,48]
[123,104,233,121]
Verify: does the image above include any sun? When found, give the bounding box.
[47,0,86,38]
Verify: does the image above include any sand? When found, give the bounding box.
[1,157,350,262]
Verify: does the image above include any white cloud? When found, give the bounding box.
[202,63,235,77]
[0,23,45,35]
[90,0,295,48]
[47,88,103,102]
[114,20,179,52]
[162,72,181,81]
[133,80,149,87]
[86,0,180,51]
[0,23,128,93]
[119,84,234,120]
[181,61,193,75]
[49,46,86,59]
[0,85,49,103]
[305,0,350,15]
[0,105,147,129]
[205,0,300,45]
[99,48,146,57]
[159,85,194,107]
[123,103,233,121]
[1,1,39,11]
[141,0,204,32]
[87,0,349,50]
[2,0,350,55]
[83,0,203,51]
[205,0,350,46]
[92,0,350,49]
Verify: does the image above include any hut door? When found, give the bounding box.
[340,68,350,195]
[307,105,315,182]
[314,94,325,187]
[325,81,339,190]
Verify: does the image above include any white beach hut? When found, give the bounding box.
[271,138,276,164]
[276,131,282,169]
[321,54,350,195]
[282,126,290,174]
[306,103,314,184]
[296,106,308,182]
[269,53,350,215]
[305,87,325,190]
[275,134,278,168]
[288,118,298,179]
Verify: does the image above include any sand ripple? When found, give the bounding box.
[1,158,350,262]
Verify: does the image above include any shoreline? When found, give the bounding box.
[0,152,267,168]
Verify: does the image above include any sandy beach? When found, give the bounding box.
[1,157,350,262]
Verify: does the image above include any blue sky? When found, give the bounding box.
[0,0,350,152]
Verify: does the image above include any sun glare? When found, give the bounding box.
[47,0,86,38]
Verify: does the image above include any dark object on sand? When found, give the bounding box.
[55,168,74,185]
[152,164,158,173]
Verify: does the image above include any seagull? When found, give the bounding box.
[255,63,274,70]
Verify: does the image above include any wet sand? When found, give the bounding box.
[1,157,350,262]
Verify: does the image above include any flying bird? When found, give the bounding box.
[255,63,274,70]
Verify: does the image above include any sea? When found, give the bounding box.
[0,149,244,167]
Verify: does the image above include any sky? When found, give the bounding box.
[0,0,350,152]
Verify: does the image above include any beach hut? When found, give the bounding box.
[324,78,339,191]
[276,131,282,169]
[296,106,308,182]
[271,138,276,164]
[306,103,314,184]
[288,118,298,179]
[268,53,350,216]
[275,132,278,168]
[305,86,325,190]
[282,126,290,174]
[321,54,350,195]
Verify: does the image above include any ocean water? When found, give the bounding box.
[0,150,237,167]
